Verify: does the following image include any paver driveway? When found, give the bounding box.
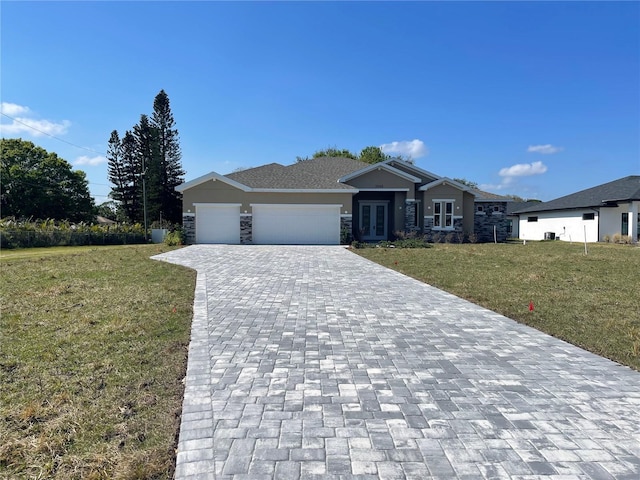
[154,245,640,480]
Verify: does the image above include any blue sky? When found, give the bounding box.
[2,1,639,204]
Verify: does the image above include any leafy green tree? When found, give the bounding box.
[0,138,95,221]
[505,194,542,202]
[312,147,358,159]
[453,178,479,189]
[298,145,392,164]
[96,200,118,219]
[359,146,388,164]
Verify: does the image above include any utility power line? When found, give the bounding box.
[0,112,107,156]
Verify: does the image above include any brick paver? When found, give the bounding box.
[154,245,640,479]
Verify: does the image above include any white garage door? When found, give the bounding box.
[195,203,240,244]
[252,204,341,245]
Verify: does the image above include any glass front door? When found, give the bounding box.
[360,202,388,241]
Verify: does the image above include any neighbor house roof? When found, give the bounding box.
[506,201,540,215]
[514,176,640,214]
[470,188,513,202]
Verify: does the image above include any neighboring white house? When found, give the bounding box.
[515,176,640,243]
[506,201,540,238]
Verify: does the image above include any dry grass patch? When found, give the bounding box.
[356,241,640,371]
[0,245,196,479]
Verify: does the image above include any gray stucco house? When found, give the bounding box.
[176,157,510,245]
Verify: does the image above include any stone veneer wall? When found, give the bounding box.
[403,200,419,234]
[240,215,252,244]
[422,217,463,240]
[183,214,195,244]
[340,216,353,244]
[474,202,509,242]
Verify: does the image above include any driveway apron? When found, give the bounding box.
[153,245,640,480]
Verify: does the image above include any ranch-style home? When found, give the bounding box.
[515,175,640,243]
[176,157,510,245]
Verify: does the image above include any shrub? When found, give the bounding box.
[340,227,352,245]
[0,218,146,248]
[164,229,185,246]
[609,233,635,244]
[603,234,611,243]
[393,238,432,248]
[351,238,431,249]
[444,232,456,244]
[468,233,478,244]
[393,230,419,241]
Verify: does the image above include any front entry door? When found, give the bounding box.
[360,202,388,241]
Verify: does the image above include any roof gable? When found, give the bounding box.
[515,176,640,214]
[176,170,251,192]
[339,162,421,184]
[419,177,471,192]
[384,159,441,183]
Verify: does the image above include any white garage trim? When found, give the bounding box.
[251,204,342,245]
[194,203,241,244]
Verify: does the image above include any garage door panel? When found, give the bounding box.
[252,204,340,245]
[195,204,240,244]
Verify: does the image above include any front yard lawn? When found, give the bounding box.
[356,241,640,371]
[0,245,196,479]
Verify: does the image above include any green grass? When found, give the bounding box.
[356,241,640,371]
[0,245,196,479]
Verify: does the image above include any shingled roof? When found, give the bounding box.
[225,157,368,190]
[506,201,541,215]
[470,188,513,202]
[514,176,640,214]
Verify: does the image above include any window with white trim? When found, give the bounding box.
[433,201,454,228]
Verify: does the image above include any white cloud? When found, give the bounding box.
[481,160,548,192]
[379,139,428,159]
[1,102,30,116]
[75,155,107,166]
[479,182,507,191]
[0,102,70,137]
[499,161,547,178]
[527,144,563,154]
[1,117,71,137]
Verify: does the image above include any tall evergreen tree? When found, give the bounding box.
[106,129,144,223]
[120,130,143,222]
[107,90,184,225]
[106,130,127,217]
[150,90,184,224]
[133,114,158,226]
